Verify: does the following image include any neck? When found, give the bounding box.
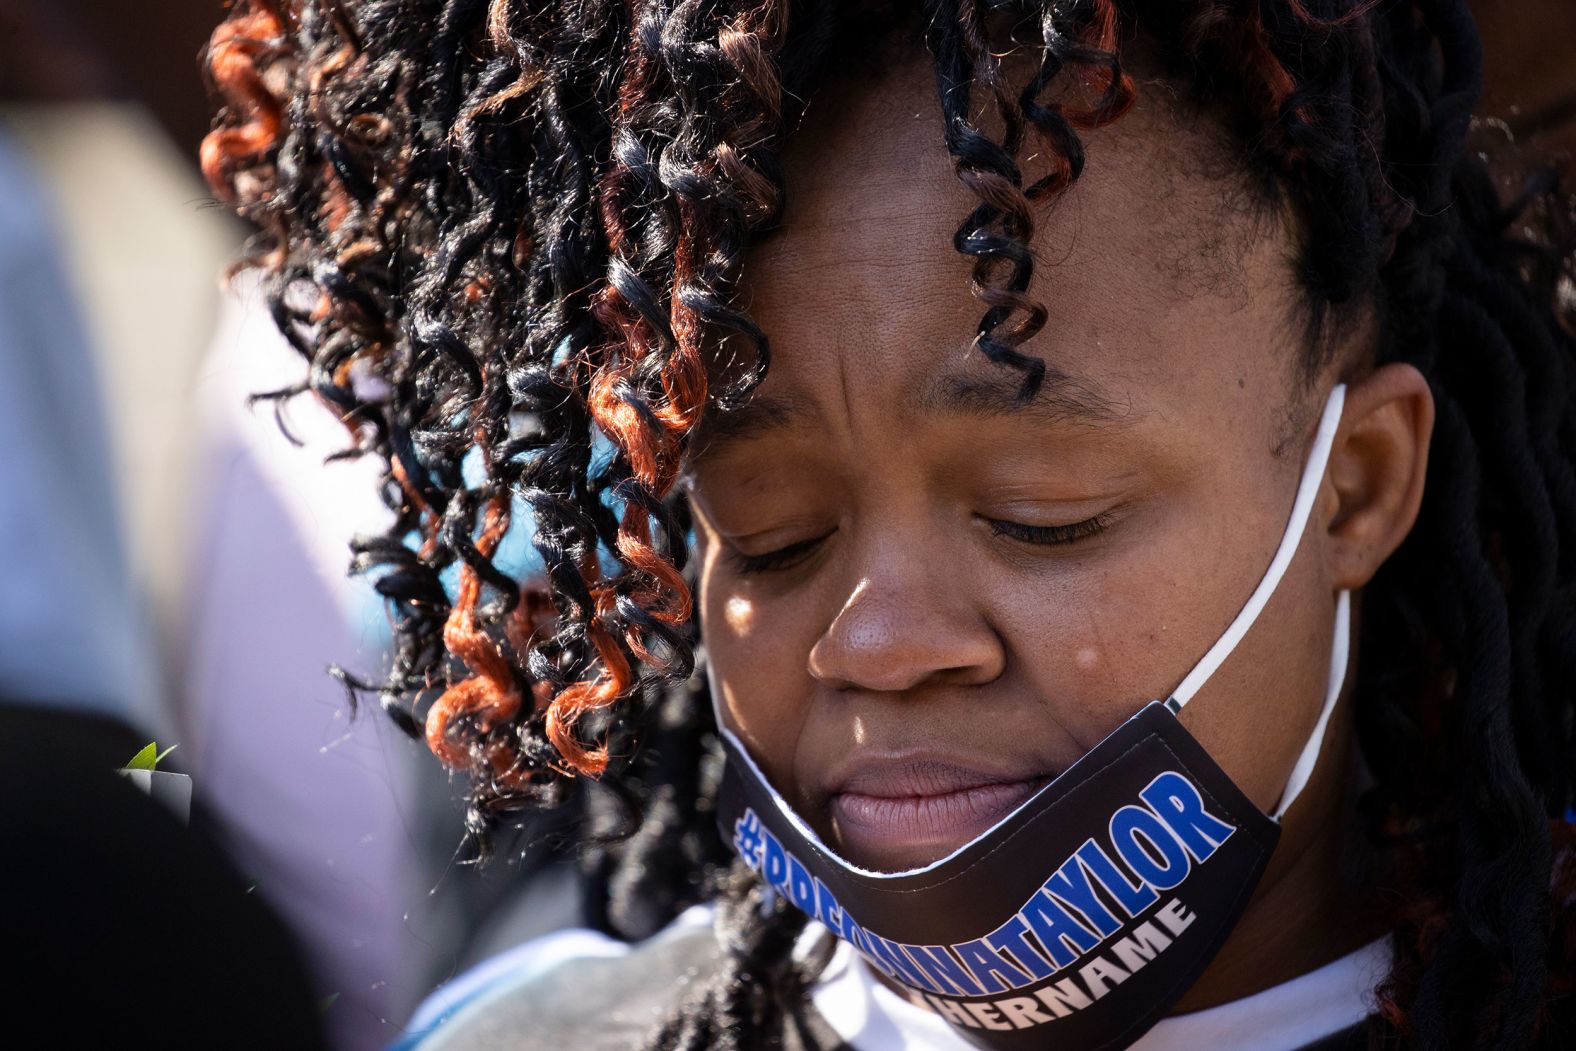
[1171,725,1381,1013]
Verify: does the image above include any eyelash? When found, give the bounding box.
[986,513,1111,546]
[735,532,834,575]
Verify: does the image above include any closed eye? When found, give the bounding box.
[985,514,1110,546]
[734,531,835,574]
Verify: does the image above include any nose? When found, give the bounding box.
[807,564,1006,694]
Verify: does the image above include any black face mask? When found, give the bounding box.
[713,385,1351,1051]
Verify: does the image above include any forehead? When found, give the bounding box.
[723,49,1301,434]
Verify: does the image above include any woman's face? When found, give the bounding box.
[686,53,1410,877]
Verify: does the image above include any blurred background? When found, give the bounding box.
[0,2,1571,1049]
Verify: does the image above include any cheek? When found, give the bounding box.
[986,479,1318,789]
[989,557,1193,749]
[697,543,822,788]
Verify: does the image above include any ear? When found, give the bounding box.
[1324,363,1434,590]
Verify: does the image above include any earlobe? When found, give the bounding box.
[1325,363,1435,590]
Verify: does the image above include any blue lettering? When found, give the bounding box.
[1076,840,1158,918]
[839,905,876,959]
[761,828,790,893]
[1021,890,1099,969]
[813,878,843,933]
[1140,771,1236,862]
[953,938,1032,994]
[905,945,985,997]
[1043,851,1122,938]
[869,934,938,992]
[985,914,1055,980]
[1110,805,1190,891]
[787,855,817,914]
[731,809,765,871]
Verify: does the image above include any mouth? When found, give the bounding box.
[828,759,1054,870]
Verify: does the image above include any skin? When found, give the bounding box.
[684,50,1434,1011]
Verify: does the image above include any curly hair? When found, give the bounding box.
[203,1,1576,1048]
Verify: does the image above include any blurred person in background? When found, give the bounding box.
[0,120,164,753]
[0,61,327,1048]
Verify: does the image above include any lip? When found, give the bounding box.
[826,756,1054,869]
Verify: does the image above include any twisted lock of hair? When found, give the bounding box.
[563,0,790,774]
[925,0,1135,400]
[201,1,1576,1047]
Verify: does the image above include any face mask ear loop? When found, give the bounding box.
[1165,384,1347,713]
[1271,588,1350,821]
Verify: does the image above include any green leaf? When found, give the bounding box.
[318,993,340,1015]
[153,744,178,769]
[124,743,158,771]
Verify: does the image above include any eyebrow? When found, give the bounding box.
[688,359,1130,459]
[688,392,813,459]
[908,363,1129,429]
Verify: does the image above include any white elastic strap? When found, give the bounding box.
[1271,588,1350,820]
[1168,384,1347,709]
